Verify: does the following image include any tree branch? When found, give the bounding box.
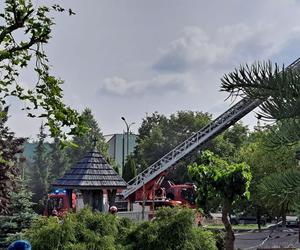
[0,8,34,44]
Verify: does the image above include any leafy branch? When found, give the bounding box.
[0,0,86,140]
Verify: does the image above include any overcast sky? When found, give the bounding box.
[6,0,300,139]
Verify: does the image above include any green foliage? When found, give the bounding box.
[122,155,137,182]
[133,111,211,172]
[66,108,108,166]
[127,207,217,250]
[29,124,49,213]
[0,179,37,247]
[134,111,223,183]
[189,151,251,250]
[133,111,249,183]
[0,107,25,215]
[0,0,86,140]
[221,61,299,120]
[23,207,217,250]
[48,137,69,182]
[258,170,300,220]
[24,208,122,250]
[189,151,252,209]
[237,129,298,216]
[221,60,300,147]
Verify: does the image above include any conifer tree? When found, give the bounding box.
[30,124,49,212]
[0,107,25,215]
[122,155,137,182]
[48,137,68,182]
[221,61,300,146]
[0,179,37,247]
[67,108,108,165]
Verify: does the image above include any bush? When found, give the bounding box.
[22,207,217,250]
[23,208,126,250]
[126,207,217,250]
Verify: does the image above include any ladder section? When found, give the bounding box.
[122,98,261,198]
[122,57,300,199]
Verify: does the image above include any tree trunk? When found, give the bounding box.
[256,207,261,231]
[222,199,235,250]
[281,203,288,228]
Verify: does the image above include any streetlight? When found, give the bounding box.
[121,117,135,170]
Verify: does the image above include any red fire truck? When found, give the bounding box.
[127,173,197,209]
[44,189,76,217]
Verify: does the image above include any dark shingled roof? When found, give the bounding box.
[52,151,127,189]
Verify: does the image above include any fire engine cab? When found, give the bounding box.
[44,189,76,217]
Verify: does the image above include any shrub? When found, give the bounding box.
[23,209,121,250]
[22,207,217,250]
[126,207,217,250]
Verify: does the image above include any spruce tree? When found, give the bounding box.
[122,155,137,182]
[0,179,37,247]
[67,108,108,165]
[30,124,49,212]
[48,137,69,183]
[0,107,25,215]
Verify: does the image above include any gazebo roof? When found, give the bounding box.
[52,151,127,190]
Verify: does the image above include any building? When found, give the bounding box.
[104,134,137,174]
[52,148,127,212]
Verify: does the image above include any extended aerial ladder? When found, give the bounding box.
[122,57,300,200]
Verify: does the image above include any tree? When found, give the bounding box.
[29,123,49,212]
[0,106,25,215]
[0,0,86,140]
[67,108,108,166]
[133,111,249,183]
[122,155,137,182]
[48,137,69,182]
[221,61,300,146]
[133,112,168,169]
[128,207,217,250]
[236,128,298,223]
[189,151,252,250]
[212,122,249,161]
[258,170,300,226]
[133,111,211,173]
[0,179,37,247]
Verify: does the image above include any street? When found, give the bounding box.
[235,229,300,249]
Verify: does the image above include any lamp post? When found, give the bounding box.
[121,117,135,169]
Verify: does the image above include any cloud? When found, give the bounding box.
[153,24,300,73]
[99,21,300,96]
[100,74,193,95]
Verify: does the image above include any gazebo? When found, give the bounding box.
[52,149,127,212]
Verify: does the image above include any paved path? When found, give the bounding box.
[235,229,300,249]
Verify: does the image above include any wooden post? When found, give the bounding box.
[66,189,72,210]
[142,183,146,220]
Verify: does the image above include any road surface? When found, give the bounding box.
[235,229,300,249]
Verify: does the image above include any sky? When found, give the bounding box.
[5,0,300,139]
